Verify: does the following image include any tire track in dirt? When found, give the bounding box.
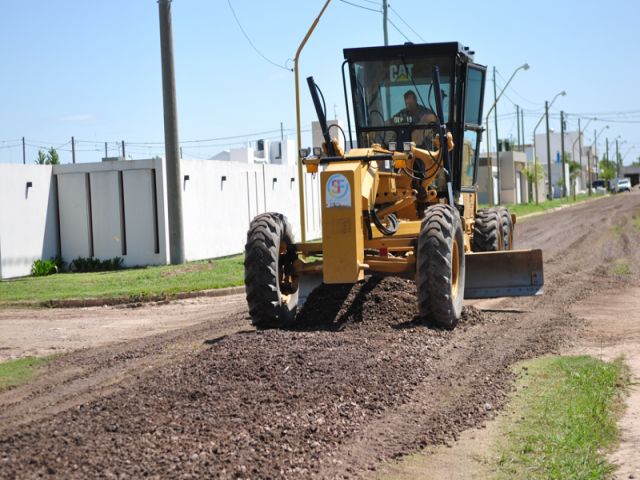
[1,192,639,479]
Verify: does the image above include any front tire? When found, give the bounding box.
[498,207,514,250]
[416,204,465,329]
[472,208,503,252]
[244,213,298,328]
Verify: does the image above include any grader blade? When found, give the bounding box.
[297,273,323,306]
[464,249,544,299]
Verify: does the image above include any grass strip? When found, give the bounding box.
[0,356,54,391]
[480,193,604,219]
[495,355,626,480]
[0,255,244,305]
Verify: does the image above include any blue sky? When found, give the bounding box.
[1,0,639,165]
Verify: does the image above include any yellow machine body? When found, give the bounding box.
[296,140,543,300]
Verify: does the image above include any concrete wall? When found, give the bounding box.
[0,164,59,279]
[54,158,169,268]
[0,158,321,279]
[477,160,497,205]
[497,152,529,205]
[181,159,321,260]
[477,152,530,205]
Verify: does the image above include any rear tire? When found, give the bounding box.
[472,208,503,252]
[498,207,514,250]
[416,204,465,329]
[244,213,299,329]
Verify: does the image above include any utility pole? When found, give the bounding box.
[493,66,500,204]
[22,137,26,164]
[382,1,388,45]
[605,137,609,188]
[587,148,592,195]
[159,0,185,264]
[104,142,108,158]
[560,111,566,197]
[121,140,125,159]
[615,138,620,177]
[516,105,521,150]
[594,129,598,180]
[71,136,76,164]
[545,101,552,200]
[520,108,525,152]
[577,118,585,195]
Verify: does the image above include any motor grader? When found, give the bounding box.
[244,42,543,329]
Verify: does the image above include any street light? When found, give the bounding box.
[591,125,609,189]
[531,90,566,203]
[484,62,529,205]
[571,117,595,195]
[622,145,636,163]
[616,138,626,178]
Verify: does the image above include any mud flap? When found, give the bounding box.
[464,249,544,299]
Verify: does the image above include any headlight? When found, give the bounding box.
[312,146,322,156]
[403,142,415,152]
[299,148,310,158]
[388,141,397,151]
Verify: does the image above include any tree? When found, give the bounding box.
[35,147,60,165]
[631,156,640,167]
[523,161,544,204]
[47,147,60,165]
[567,160,582,201]
[598,158,616,188]
[35,150,48,164]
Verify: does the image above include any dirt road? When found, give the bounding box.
[1,192,639,479]
[0,294,246,361]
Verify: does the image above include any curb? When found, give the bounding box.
[5,285,246,310]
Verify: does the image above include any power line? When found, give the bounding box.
[227,0,292,72]
[387,17,411,42]
[338,1,419,44]
[125,128,298,146]
[495,69,544,108]
[338,0,381,13]
[388,4,425,42]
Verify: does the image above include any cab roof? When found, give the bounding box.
[343,42,475,63]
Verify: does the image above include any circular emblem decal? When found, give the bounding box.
[325,173,351,208]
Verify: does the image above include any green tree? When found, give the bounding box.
[523,161,544,204]
[598,158,616,188]
[568,160,582,200]
[47,147,60,165]
[34,148,60,165]
[35,150,48,164]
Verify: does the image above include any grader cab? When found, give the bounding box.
[244,42,543,329]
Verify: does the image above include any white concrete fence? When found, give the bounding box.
[0,159,321,279]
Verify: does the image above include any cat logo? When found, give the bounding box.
[390,63,414,82]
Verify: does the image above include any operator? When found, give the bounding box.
[392,90,437,126]
[391,90,437,148]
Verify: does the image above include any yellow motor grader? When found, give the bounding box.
[244,42,543,329]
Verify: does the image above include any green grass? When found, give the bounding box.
[480,193,598,219]
[0,356,54,391]
[633,214,640,232]
[494,356,626,480]
[610,225,624,236]
[611,259,631,275]
[0,255,244,306]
